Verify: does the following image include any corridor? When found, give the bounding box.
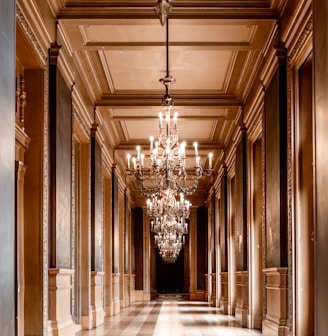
[77,295,262,336]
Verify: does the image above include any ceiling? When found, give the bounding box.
[54,0,282,204]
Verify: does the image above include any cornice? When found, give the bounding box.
[16,3,48,66]
[244,85,264,142]
[52,1,279,20]
[287,14,312,67]
[282,0,312,53]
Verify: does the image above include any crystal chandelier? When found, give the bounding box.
[126,0,213,262]
[155,230,185,263]
[147,188,190,262]
[147,188,190,235]
[126,6,213,198]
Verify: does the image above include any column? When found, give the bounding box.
[313,1,328,334]
[111,168,121,314]
[234,133,248,327]
[48,44,79,335]
[90,125,105,326]
[0,1,15,333]
[262,48,288,336]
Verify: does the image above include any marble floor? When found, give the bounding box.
[76,295,262,336]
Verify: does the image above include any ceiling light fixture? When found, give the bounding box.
[148,188,190,262]
[126,0,213,262]
[126,10,213,199]
[154,0,172,26]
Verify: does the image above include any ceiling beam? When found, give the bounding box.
[96,96,242,107]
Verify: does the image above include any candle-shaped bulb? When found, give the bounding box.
[132,157,137,170]
[136,145,140,159]
[150,136,154,151]
[174,112,178,127]
[141,153,145,167]
[127,153,131,169]
[208,152,213,168]
[181,141,186,158]
[159,112,163,128]
[193,142,198,156]
[166,108,170,135]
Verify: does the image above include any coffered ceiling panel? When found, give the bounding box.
[80,20,255,44]
[125,119,214,140]
[101,48,234,91]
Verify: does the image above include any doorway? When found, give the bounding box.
[156,248,184,293]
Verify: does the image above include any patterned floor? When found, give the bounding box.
[76,295,262,336]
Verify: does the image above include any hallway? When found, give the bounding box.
[77,295,262,336]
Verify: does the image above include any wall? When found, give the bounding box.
[0,1,16,334]
[313,1,328,334]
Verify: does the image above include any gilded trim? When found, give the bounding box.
[16,4,47,65]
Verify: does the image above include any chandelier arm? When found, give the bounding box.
[135,178,161,197]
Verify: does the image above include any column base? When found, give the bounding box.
[91,271,105,327]
[130,275,136,303]
[189,290,205,301]
[235,271,248,327]
[48,268,81,335]
[263,319,289,336]
[48,318,81,336]
[262,267,288,336]
[211,273,216,306]
[112,273,121,315]
[134,290,151,301]
[220,272,229,314]
[81,315,93,330]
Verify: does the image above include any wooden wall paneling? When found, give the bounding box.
[264,63,288,268]
[134,207,143,290]
[91,132,103,271]
[235,136,247,271]
[313,1,328,333]
[49,48,72,269]
[197,206,208,290]
[112,172,119,273]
